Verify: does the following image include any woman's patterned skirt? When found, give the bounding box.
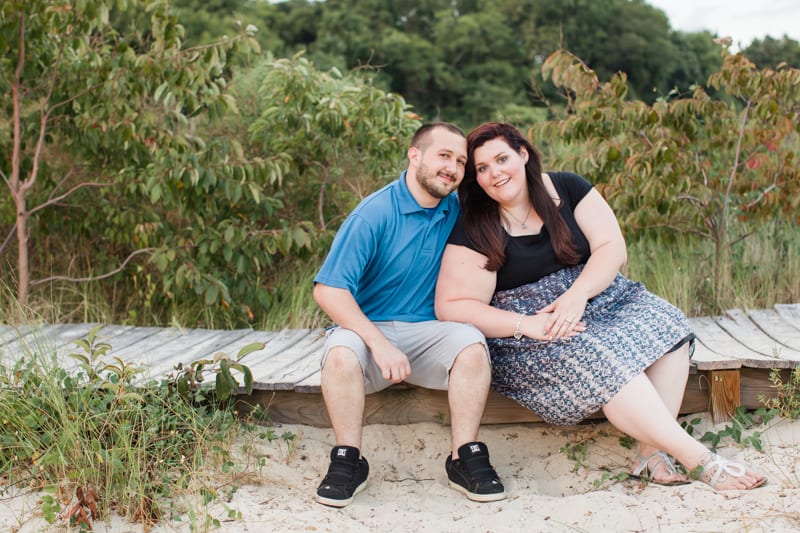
[488,264,694,425]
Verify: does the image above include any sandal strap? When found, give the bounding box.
[632,451,680,477]
[702,453,747,488]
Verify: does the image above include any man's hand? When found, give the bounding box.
[371,341,412,383]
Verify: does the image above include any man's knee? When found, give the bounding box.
[452,342,490,374]
[322,346,363,378]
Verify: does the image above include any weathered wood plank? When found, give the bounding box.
[740,367,781,409]
[294,370,322,392]
[97,326,165,355]
[709,369,740,423]
[0,324,59,353]
[243,373,714,428]
[775,303,800,329]
[191,330,276,362]
[718,309,800,360]
[52,324,136,359]
[0,324,36,349]
[141,328,259,379]
[5,324,99,359]
[2,307,797,428]
[112,327,220,362]
[691,337,743,370]
[244,330,326,390]
[687,317,794,368]
[746,308,800,352]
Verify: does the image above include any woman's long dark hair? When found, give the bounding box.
[460,122,580,271]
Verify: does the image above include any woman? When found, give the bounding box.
[435,122,765,491]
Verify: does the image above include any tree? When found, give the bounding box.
[666,31,723,95]
[249,53,420,231]
[0,0,260,310]
[743,35,800,69]
[538,49,800,308]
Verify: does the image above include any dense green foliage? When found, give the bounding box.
[1,0,417,326]
[162,0,799,127]
[1,0,799,328]
[0,326,280,527]
[538,50,800,307]
[258,0,727,125]
[744,35,800,69]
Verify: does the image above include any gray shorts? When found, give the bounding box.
[321,320,488,394]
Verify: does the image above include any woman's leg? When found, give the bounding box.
[633,344,690,480]
[602,372,765,490]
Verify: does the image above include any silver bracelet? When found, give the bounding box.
[513,314,524,340]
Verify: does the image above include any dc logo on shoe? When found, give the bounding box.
[337,448,348,457]
[470,444,481,454]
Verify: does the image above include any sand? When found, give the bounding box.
[3,412,799,532]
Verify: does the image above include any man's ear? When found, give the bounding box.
[408,146,420,166]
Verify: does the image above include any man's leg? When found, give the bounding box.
[316,334,372,508]
[443,338,505,502]
[447,342,491,458]
[321,346,366,449]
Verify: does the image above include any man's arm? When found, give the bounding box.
[313,283,411,383]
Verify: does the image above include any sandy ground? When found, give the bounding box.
[3,413,800,532]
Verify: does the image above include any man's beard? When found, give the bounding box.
[416,162,457,199]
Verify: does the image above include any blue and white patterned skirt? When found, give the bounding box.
[488,264,694,426]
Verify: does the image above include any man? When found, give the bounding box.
[313,122,505,507]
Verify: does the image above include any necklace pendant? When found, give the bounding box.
[521,223,527,229]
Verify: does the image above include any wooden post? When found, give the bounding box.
[709,369,741,423]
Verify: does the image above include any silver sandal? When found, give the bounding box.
[629,451,690,486]
[698,453,767,491]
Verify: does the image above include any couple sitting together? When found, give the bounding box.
[311,121,766,507]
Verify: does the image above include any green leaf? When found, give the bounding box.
[204,284,219,306]
[230,362,254,395]
[215,371,233,401]
[236,342,265,360]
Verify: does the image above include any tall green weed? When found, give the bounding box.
[626,220,799,316]
[0,327,275,528]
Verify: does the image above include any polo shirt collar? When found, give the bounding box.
[396,170,450,215]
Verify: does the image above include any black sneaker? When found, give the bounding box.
[316,445,369,507]
[446,441,506,502]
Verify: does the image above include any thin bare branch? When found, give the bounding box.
[28,181,111,217]
[19,38,67,198]
[744,183,778,211]
[46,80,105,115]
[722,100,752,220]
[47,169,76,201]
[0,224,16,256]
[182,34,243,54]
[730,229,756,248]
[637,130,654,149]
[31,248,157,286]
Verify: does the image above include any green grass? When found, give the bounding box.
[626,221,800,316]
[1,220,797,329]
[0,327,283,529]
[257,256,329,331]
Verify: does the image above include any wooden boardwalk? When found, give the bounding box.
[2,304,799,426]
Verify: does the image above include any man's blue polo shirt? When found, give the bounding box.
[314,170,460,322]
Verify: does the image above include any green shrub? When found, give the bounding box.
[0,326,272,528]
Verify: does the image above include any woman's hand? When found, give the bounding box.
[538,290,588,340]
[523,310,584,342]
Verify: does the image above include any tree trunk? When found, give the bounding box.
[15,200,29,306]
